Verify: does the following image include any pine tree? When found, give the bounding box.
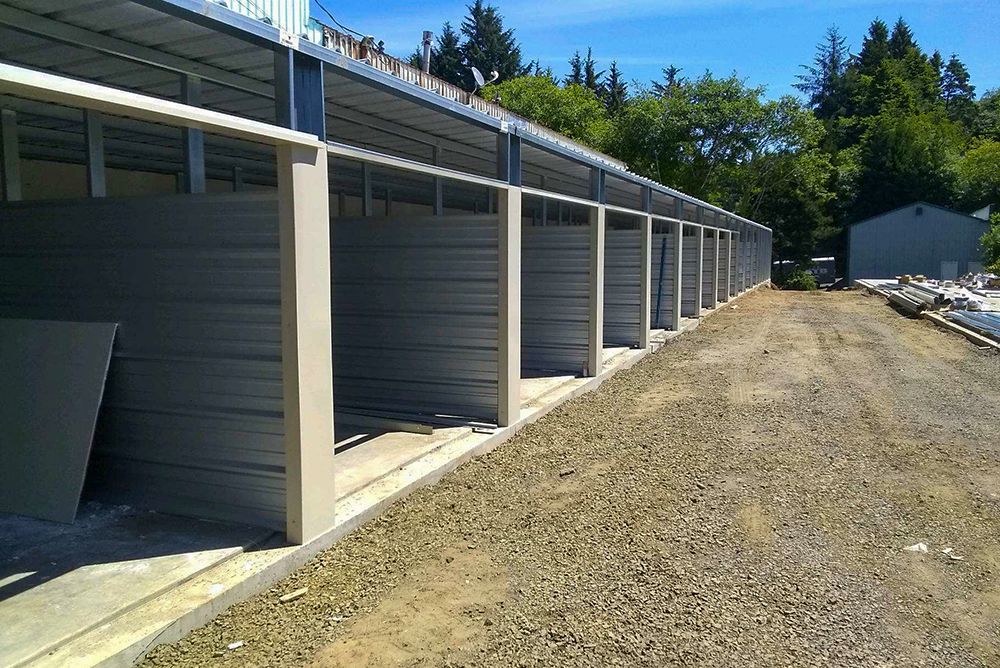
[929,50,944,93]
[856,19,890,76]
[652,65,684,97]
[794,25,849,120]
[942,54,977,128]
[565,51,583,86]
[888,17,916,59]
[533,62,559,85]
[583,47,604,94]
[602,61,628,114]
[460,0,529,83]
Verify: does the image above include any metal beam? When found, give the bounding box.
[181,74,206,194]
[0,109,21,201]
[276,48,326,140]
[327,141,507,190]
[84,110,106,197]
[496,132,521,186]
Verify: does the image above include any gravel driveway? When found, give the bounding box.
[143,289,1000,667]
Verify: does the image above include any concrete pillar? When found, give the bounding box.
[276,142,336,545]
[694,225,704,315]
[84,110,105,198]
[587,203,605,375]
[1,109,22,201]
[639,213,652,349]
[497,185,521,427]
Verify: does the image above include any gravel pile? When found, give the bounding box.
[144,290,1000,667]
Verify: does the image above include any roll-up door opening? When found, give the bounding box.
[650,220,677,331]
[702,228,717,311]
[604,212,643,348]
[681,225,699,317]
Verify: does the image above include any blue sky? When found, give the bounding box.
[310,0,999,100]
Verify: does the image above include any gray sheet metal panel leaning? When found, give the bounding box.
[0,193,288,530]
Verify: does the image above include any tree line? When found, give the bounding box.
[412,4,1000,272]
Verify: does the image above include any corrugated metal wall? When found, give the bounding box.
[0,194,287,530]
[230,0,310,35]
[650,225,676,329]
[681,231,699,317]
[847,204,990,282]
[604,226,642,346]
[522,224,591,372]
[730,235,739,297]
[701,230,716,308]
[717,234,728,302]
[330,215,499,422]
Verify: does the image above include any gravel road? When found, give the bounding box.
[143,289,1000,667]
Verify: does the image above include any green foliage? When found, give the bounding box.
[482,76,611,148]
[565,51,583,87]
[974,90,1000,141]
[981,213,1000,272]
[778,269,819,291]
[794,26,849,121]
[955,140,1000,211]
[602,61,628,115]
[429,22,466,88]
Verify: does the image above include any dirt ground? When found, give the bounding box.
[143,289,1000,667]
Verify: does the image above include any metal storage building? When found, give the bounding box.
[847,202,990,282]
[0,0,771,546]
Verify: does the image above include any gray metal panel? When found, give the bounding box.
[682,231,698,316]
[702,230,716,308]
[522,224,590,372]
[649,227,676,329]
[604,227,641,346]
[330,215,499,422]
[717,235,728,302]
[0,318,116,523]
[0,193,286,530]
[847,203,990,281]
[730,235,739,297]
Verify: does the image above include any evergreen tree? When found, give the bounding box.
[533,62,559,85]
[856,19,890,76]
[427,22,467,87]
[652,65,684,97]
[460,0,529,83]
[888,17,916,58]
[565,51,583,86]
[602,61,628,114]
[583,47,604,94]
[942,54,977,128]
[794,25,849,120]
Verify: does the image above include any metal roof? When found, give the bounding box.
[0,0,769,231]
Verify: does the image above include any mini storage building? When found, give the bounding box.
[0,0,771,545]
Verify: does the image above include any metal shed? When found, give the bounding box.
[0,0,772,547]
[847,202,990,282]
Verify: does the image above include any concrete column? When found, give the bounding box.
[639,214,652,349]
[497,185,521,427]
[587,203,606,375]
[694,226,704,315]
[1,109,22,201]
[276,142,336,545]
[84,110,105,198]
[181,74,206,194]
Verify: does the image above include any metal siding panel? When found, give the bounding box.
[0,193,286,529]
[682,233,698,316]
[717,237,727,301]
[522,224,590,372]
[702,232,716,307]
[330,215,499,422]
[649,230,676,329]
[730,236,739,296]
[604,227,641,346]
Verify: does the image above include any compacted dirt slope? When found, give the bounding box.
[144,290,1000,667]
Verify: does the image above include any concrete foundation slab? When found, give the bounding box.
[0,504,273,667]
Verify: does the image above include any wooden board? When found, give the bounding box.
[0,319,117,522]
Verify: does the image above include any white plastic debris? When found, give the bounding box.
[227,641,244,651]
[941,547,965,561]
[903,543,929,553]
